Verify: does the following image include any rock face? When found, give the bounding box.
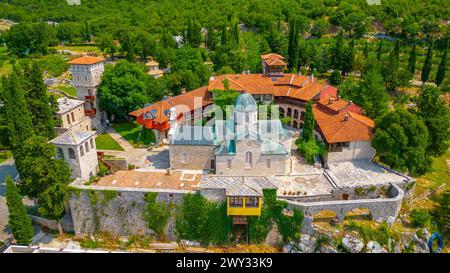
[365,241,388,253]
[342,235,364,253]
[320,244,338,253]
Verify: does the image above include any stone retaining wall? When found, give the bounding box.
[68,185,193,239]
[285,183,404,222]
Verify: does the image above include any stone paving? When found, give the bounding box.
[326,160,409,188]
[274,174,333,197]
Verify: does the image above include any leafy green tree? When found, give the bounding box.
[18,135,72,219]
[431,190,449,239]
[372,109,431,176]
[310,19,329,38]
[435,39,448,86]
[358,69,389,119]
[98,33,118,59]
[5,176,34,245]
[331,31,344,70]
[22,61,56,139]
[277,208,304,243]
[143,192,169,239]
[416,86,450,157]
[98,60,155,119]
[329,70,341,85]
[421,40,434,83]
[407,42,417,79]
[135,31,156,61]
[184,19,202,47]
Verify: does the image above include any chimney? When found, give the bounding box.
[64,97,68,105]
[310,74,314,82]
[337,95,340,100]
[298,71,302,76]
[209,76,215,82]
[328,97,335,104]
[181,88,186,94]
[344,113,350,121]
[348,100,353,105]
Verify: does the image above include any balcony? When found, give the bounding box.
[84,109,96,116]
[227,196,262,216]
[85,95,95,102]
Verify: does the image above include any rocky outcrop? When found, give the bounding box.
[365,241,388,253]
[341,235,364,253]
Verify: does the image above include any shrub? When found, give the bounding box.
[175,193,231,245]
[142,192,169,239]
[296,139,325,164]
[410,209,431,228]
[329,70,341,85]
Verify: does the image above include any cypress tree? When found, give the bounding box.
[421,40,434,83]
[331,31,344,70]
[3,68,34,172]
[376,40,383,60]
[363,41,369,59]
[221,24,228,46]
[206,25,217,51]
[231,19,240,49]
[435,39,448,86]
[287,18,299,71]
[23,61,56,139]
[300,101,314,142]
[5,176,34,245]
[408,42,417,77]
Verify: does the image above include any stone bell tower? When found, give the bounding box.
[68,56,106,130]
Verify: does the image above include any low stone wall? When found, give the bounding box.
[103,158,128,171]
[68,185,193,240]
[285,183,404,222]
[30,215,63,234]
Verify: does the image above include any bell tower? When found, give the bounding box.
[68,56,105,130]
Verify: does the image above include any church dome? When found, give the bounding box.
[234,93,257,112]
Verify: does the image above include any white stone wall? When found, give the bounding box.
[326,141,376,164]
[215,139,289,176]
[70,63,104,87]
[57,104,91,133]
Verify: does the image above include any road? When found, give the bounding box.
[0,159,18,241]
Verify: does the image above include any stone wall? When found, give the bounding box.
[285,183,404,222]
[68,186,191,239]
[215,139,289,176]
[325,141,376,164]
[169,145,216,170]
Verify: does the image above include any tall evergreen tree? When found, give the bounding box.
[331,31,344,70]
[5,176,34,245]
[221,24,228,46]
[287,18,299,71]
[376,40,383,60]
[435,39,448,86]
[22,61,56,139]
[359,68,389,118]
[300,101,314,142]
[408,42,417,78]
[231,19,240,49]
[421,40,434,83]
[384,40,401,93]
[3,68,34,173]
[363,40,369,59]
[341,40,355,75]
[205,25,217,51]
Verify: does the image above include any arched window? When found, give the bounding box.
[67,114,71,124]
[245,113,249,123]
[68,148,76,159]
[279,107,285,118]
[245,151,252,168]
[71,112,75,123]
[287,107,292,117]
[293,120,298,128]
[85,142,90,153]
[294,109,299,119]
[57,148,64,159]
[90,138,94,149]
[227,159,232,169]
[80,146,84,157]
[300,111,305,121]
[266,158,271,168]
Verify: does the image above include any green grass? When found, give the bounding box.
[55,84,77,97]
[0,150,12,164]
[95,133,125,151]
[113,121,156,148]
[52,44,102,54]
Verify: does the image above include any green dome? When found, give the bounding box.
[234,93,257,112]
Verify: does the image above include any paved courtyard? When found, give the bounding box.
[273,174,334,197]
[326,160,410,188]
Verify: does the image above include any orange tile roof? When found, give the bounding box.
[264,58,287,66]
[129,86,210,124]
[67,56,105,65]
[313,105,374,143]
[261,53,285,60]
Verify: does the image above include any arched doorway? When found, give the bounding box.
[293,120,298,128]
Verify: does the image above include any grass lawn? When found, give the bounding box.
[113,121,156,148]
[55,84,77,97]
[95,133,125,151]
[0,150,12,164]
[52,44,103,55]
